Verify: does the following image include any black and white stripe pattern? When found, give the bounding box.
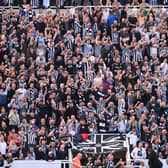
[132,49,142,62]
[96,102,105,114]
[93,22,98,36]
[31,0,39,7]
[122,49,132,63]
[27,131,37,146]
[111,32,119,44]
[86,71,95,87]
[65,39,73,49]
[21,132,27,148]
[150,0,158,5]
[48,47,55,60]
[106,161,115,168]
[74,21,81,35]
[0,8,2,15]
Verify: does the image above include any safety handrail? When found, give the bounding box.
[125,135,131,165]
[1,5,168,9]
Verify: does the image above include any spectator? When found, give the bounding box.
[8,104,20,131]
[0,135,7,157]
[73,152,82,168]
[106,153,115,168]
[0,152,4,167]
[56,142,68,160]
[131,141,147,166]
[148,147,162,168]
[25,151,35,160]
[127,128,139,151]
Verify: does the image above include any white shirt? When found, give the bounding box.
[160,62,168,75]
[35,56,46,65]
[101,10,109,22]
[137,27,150,42]
[118,98,125,116]
[16,88,27,100]
[43,0,50,7]
[127,133,139,145]
[131,147,147,159]
[0,141,7,155]
[118,120,127,133]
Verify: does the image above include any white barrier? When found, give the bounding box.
[9,159,168,168]
[11,160,62,168]
[125,159,168,168]
[10,160,82,168]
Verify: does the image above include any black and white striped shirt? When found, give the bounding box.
[122,48,132,63]
[106,161,114,168]
[48,47,55,60]
[132,49,142,62]
[86,71,95,87]
[93,22,98,35]
[111,32,119,44]
[74,21,81,35]
[21,132,27,148]
[65,39,73,49]
[96,101,105,114]
[28,131,37,146]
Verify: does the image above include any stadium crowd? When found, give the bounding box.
[0,0,168,167]
[0,0,168,8]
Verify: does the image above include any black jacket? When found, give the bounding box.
[148,150,162,168]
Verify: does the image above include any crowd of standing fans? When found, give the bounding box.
[0,1,168,167]
[1,0,168,7]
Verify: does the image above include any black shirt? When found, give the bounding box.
[97,118,108,133]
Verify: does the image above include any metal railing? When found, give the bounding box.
[125,135,131,165]
[66,5,168,17]
[65,4,168,8]
[1,4,168,9]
